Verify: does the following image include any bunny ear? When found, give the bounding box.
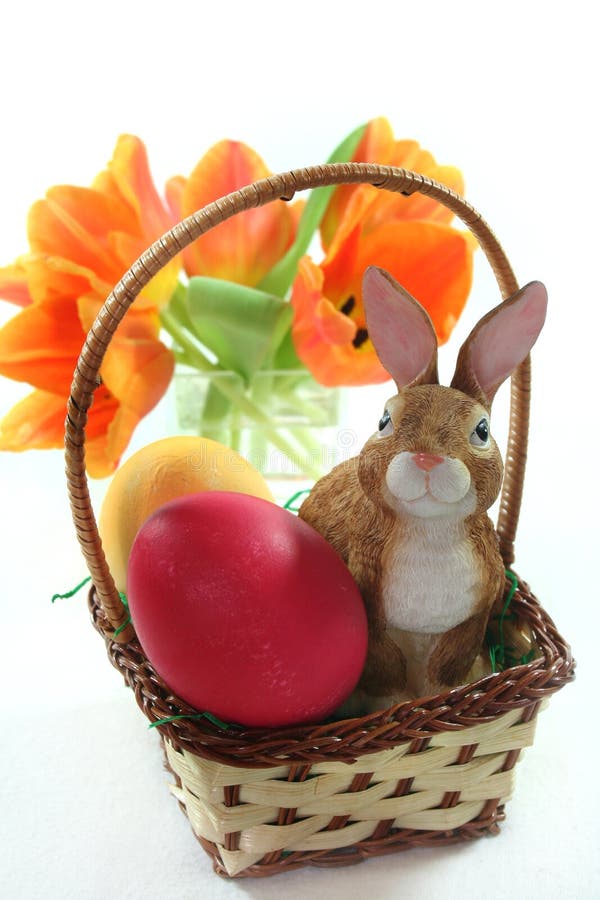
[362,266,439,389]
[451,281,548,406]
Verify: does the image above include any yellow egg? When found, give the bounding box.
[99,436,274,592]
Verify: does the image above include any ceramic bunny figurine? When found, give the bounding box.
[299,266,547,711]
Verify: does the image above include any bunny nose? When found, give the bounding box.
[413,452,444,472]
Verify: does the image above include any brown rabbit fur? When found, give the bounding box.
[299,267,547,712]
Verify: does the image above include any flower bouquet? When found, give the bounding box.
[0,118,475,481]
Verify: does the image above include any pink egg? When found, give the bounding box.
[127,491,368,727]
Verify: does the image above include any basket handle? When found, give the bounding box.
[65,162,527,643]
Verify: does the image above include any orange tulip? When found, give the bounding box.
[291,118,475,386]
[166,140,302,286]
[320,117,466,251]
[0,135,177,476]
[291,222,473,386]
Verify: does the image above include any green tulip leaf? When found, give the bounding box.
[257,121,367,298]
[165,280,199,341]
[185,277,293,382]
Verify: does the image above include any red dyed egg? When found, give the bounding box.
[127,491,367,727]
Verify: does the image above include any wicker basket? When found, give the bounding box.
[65,163,574,878]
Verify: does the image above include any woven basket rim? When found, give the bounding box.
[91,570,574,768]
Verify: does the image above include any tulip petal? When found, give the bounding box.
[321,117,467,250]
[21,255,92,305]
[76,294,161,344]
[180,140,295,285]
[291,212,475,387]
[78,291,171,466]
[354,221,474,344]
[101,335,174,465]
[355,116,396,162]
[101,135,174,242]
[328,167,465,257]
[92,136,182,306]
[351,160,465,232]
[321,224,362,304]
[107,230,181,309]
[0,261,32,307]
[37,240,172,314]
[313,295,357,346]
[79,295,173,471]
[0,385,121,476]
[94,136,182,307]
[27,140,181,310]
[165,175,185,222]
[0,389,67,451]
[28,187,127,285]
[74,384,121,479]
[291,257,390,387]
[0,367,168,479]
[0,298,85,393]
[324,188,382,264]
[320,117,395,249]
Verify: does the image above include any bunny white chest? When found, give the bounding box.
[381,519,479,634]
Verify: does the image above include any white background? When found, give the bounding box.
[1,2,598,898]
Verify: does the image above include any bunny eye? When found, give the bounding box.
[469,417,490,448]
[378,409,394,437]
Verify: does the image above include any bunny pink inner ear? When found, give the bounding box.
[455,281,548,402]
[362,267,438,388]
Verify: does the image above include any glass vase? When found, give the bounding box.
[172,367,353,500]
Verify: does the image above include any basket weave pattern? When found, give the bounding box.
[70,164,574,877]
[89,572,572,877]
[165,711,528,876]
